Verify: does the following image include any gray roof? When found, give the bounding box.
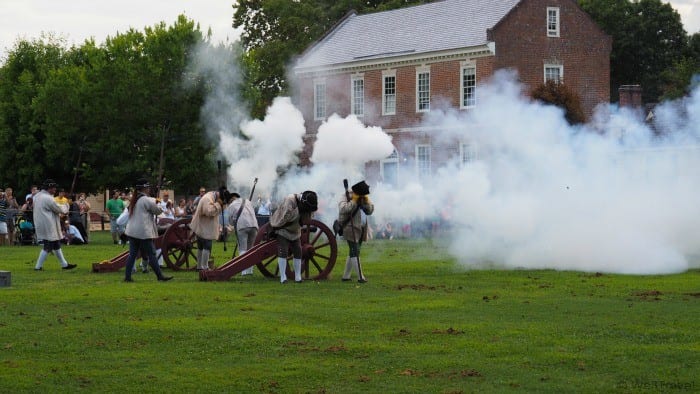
[295,0,521,71]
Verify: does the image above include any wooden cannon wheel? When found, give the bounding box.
[253,219,338,280]
[161,217,198,271]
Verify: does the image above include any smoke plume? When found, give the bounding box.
[195,45,700,274]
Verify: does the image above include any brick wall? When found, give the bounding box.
[489,0,611,118]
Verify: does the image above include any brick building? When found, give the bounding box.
[292,0,611,186]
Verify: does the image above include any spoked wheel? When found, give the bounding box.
[161,218,198,271]
[253,219,338,280]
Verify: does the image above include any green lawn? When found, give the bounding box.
[1,232,698,393]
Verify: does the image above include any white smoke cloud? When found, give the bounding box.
[383,71,700,275]
[197,48,700,275]
[221,96,307,194]
[311,114,394,164]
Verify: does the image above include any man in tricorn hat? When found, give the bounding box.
[33,179,77,271]
[269,190,318,283]
[338,180,374,283]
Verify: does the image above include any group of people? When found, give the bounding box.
[23,175,376,285]
[0,184,92,247]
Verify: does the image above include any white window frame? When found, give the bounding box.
[547,7,560,37]
[460,61,476,109]
[351,74,364,117]
[416,66,430,112]
[380,149,400,187]
[460,142,478,166]
[314,79,326,120]
[544,64,563,84]
[382,70,397,116]
[415,144,431,178]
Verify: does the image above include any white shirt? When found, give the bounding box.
[66,224,85,243]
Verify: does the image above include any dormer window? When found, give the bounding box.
[547,7,560,37]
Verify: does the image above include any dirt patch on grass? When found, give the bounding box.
[631,290,663,301]
[432,327,465,335]
[395,284,445,291]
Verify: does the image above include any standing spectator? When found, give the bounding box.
[77,192,91,241]
[123,178,172,282]
[226,192,259,276]
[54,188,69,205]
[25,185,38,202]
[256,194,273,227]
[192,187,206,210]
[0,191,8,246]
[189,188,223,271]
[158,191,172,211]
[68,194,89,243]
[33,179,77,271]
[185,198,195,216]
[106,191,125,244]
[339,181,374,283]
[20,197,34,224]
[4,188,20,245]
[174,198,187,219]
[269,191,318,283]
[159,200,175,221]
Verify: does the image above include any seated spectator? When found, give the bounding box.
[62,221,86,245]
[376,221,394,240]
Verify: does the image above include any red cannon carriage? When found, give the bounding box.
[200,219,338,281]
[91,218,200,272]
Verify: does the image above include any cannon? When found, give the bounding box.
[92,218,199,272]
[199,219,338,281]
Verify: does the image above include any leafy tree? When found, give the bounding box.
[531,81,586,125]
[579,0,688,103]
[0,35,70,195]
[1,16,226,197]
[234,0,429,118]
[662,32,700,99]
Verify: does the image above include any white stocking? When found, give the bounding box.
[35,250,49,270]
[342,257,352,280]
[54,249,69,267]
[293,258,302,282]
[278,257,288,283]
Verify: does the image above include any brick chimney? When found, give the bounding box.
[618,85,642,108]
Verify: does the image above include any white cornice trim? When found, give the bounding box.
[294,44,495,77]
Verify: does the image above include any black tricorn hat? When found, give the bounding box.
[298,190,318,212]
[351,180,370,196]
[134,178,151,189]
[42,179,58,190]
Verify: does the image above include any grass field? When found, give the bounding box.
[1,231,699,393]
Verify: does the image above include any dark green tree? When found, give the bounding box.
[661,32,700,99]
[0,35,70,195]
[1,16,227,197]
[579,0,688,103]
